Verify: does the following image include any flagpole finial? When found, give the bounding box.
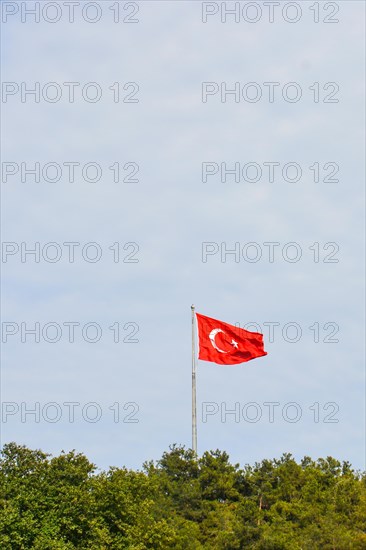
[191,304,195,310]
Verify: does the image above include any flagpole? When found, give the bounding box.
[191,304,197,454]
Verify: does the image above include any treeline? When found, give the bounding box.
[1,443,365,549]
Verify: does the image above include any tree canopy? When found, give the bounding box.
[1,442,365,549]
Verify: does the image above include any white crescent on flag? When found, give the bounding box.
[209,328,229,353]
[209,328,240,354]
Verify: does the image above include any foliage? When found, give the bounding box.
[1,442,365,549]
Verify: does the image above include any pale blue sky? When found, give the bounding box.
[1,1,365,471]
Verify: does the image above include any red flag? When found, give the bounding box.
[196,313,267,365]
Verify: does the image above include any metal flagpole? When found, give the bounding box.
[191,304,197,454]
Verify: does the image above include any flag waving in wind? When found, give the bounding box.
[196,313,267,365]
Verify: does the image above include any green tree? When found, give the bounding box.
[1,442,365,549]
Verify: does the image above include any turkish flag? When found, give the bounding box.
[196,313,267,365]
